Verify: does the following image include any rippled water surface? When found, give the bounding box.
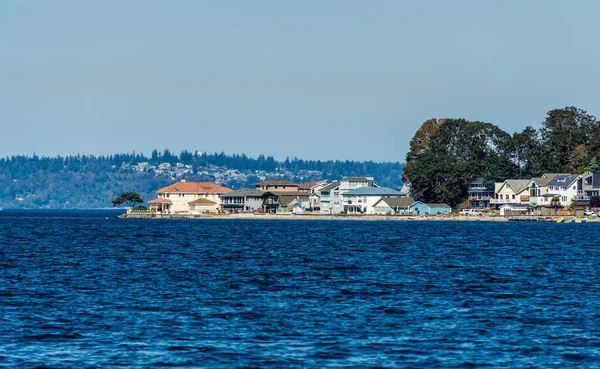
[2,210,600,368]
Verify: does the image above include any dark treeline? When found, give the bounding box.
[0,151,403,209]
[403,106,600,207]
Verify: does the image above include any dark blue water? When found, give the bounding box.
[1,210,600,368]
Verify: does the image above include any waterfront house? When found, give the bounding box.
[342,187,404,214]
[372,197,415,215]
[545,174,581,207]
[467,178,494,209]
[527,175,556,206]
[220,188,267,213]
[408,201,451,215]
[255,179,299,193]
[578,171,600,200]
[329,176,377,214]
[319,181,340,215]
[307,193,321,212]
[261,192,280,213]
[492,179,531,207]
[153,180,232,213]
[277,194,310,213]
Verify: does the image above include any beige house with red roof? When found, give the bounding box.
[151,180,232,213]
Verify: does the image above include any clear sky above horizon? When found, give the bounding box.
[2,1,599,162]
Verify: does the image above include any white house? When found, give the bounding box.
[492,179,530,207]
[339,177,375,193]
[527,174,559,206]
[320,177,376,214]
[342,187,405,214]
[499,203,532,216]
[545,174,581,207]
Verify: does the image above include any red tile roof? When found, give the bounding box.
[157,181,232,194]
[148,198,173,204]
[188,198,217,205]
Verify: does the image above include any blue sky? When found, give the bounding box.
[1,1,599,162]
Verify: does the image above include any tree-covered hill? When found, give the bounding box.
[0,152,404,209]
[403,106,600,207]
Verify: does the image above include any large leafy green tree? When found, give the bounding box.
[403,118,516,207]
[539,107,598,173]
[510,126,543,178]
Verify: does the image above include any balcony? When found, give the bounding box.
[490,198,514,204]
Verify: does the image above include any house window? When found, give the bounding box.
[500,194,503,199]
[562,196,567,202]
[512,195,515,200]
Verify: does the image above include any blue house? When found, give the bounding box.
[409,201,451,215]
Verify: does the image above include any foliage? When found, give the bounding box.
[567,198,577,211]
[404,106,600,206]
[112,192,144,208]
[0,151,404,209]
[403,118,515,206]
[539,107,597,173]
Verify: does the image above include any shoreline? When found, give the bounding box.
[119,213,600,222]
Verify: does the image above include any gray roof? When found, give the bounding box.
[530,177,553,187]
[345,187,404,196]
[547,174,579,187]
[320,181,340,192]
[341,177,371,182]
[374,196,415,208]
[278,194,309,206]
[221,188,265,198]
[505,179,531,194]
